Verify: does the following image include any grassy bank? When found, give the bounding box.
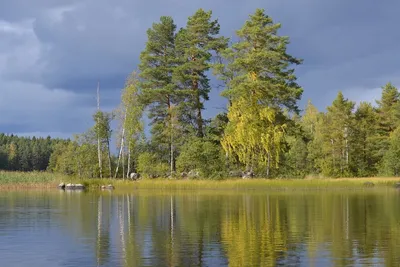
[0,171,62,189]
[1,171,400,190]
[64,177,400,191]
[114,177,400,191]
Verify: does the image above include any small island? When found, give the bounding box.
[0,9,399,188]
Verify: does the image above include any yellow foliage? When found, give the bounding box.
[222,96,286,169]
[248,71,257,81]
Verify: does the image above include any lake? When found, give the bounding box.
[0,189,399,266]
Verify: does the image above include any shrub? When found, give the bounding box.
[137,152,169,178]
[176,137,226,178]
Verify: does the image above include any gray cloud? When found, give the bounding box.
[1,0,400,138]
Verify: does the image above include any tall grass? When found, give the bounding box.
[0,171,63,189]
[0,171,400,191]
[71,177,400,191]
[122,178,400,191]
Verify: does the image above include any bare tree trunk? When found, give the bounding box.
[331,139,335,169]
[76,150,82,178]
[345,137,349,169]
[170,137,174,177]
[122,149,125,180]
[266,152,270,178]
[126,141,131,179]
[115,139,124,178]
[107,137,112,179]
[195,85,203,138]
[97,82,103,178]
[168,102,176,177]
[115,111,127,178]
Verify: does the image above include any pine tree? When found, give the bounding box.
[302,100,319,139]
[174,9,228,137]
[138,16,179,175]
[351,102,379,176]
[375,82,400,161]
[381,127,400,176]
[219,9,302,176]
[376,82,399,134]
[321,92,355,177]
[219,8,303,113]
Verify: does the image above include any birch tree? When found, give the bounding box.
[115,72,143,178]
[218,9,302,176]
[93,111,113,178]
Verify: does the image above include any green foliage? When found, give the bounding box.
[114,72,144,178]
[376,82,399,134]
[137,152,169,178]
[216,8,303,113]
[138,16,181,174]
[381,128,400,176]
[351,102,380,176]
[218,9,301,176]
[174,9,228,137]
[47,133,99,178]
[176,137,226,178]
[318,92,355,177]
[205,113,229,144]
[93,111,113,141]
[0,134,61,172]
[281,136,308,178]
[4,10,400,181]
[222,97,286,174]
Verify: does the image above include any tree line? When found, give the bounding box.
[3,8,400,178]
[0,134,66,172]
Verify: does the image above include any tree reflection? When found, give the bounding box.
[7,190,400,266]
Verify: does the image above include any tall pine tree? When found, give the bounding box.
[351,102,379,176]
[138,16,179,175]
[320,92,354,177]
[174,9,228,137]
[219,9,302,176]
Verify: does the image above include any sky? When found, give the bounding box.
[1,0,400,143]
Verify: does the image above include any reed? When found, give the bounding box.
[0,171,61,184]
[125,178,400,191]
[0,171,63,189]
[0,171,400,191]
[72,177,400,191]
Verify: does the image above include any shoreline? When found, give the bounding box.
[1,171,400,190]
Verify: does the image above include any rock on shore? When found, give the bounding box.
[101,184,115,190]
[62,183,86,190]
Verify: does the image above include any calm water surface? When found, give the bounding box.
[0,189,399,266]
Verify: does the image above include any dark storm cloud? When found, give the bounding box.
[1,0,400,138]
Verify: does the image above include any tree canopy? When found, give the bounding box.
[2,8,400,179]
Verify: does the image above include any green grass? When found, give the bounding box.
[67,177,400,191]
[122,177,400,191]
[0,171,62,188]
[0,171,400,191]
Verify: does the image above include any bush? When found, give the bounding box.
[176,137,226,178]
[137,152,169,178]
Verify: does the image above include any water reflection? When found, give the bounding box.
[0,190,400,266]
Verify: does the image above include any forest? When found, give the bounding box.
[2,8,400,179]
